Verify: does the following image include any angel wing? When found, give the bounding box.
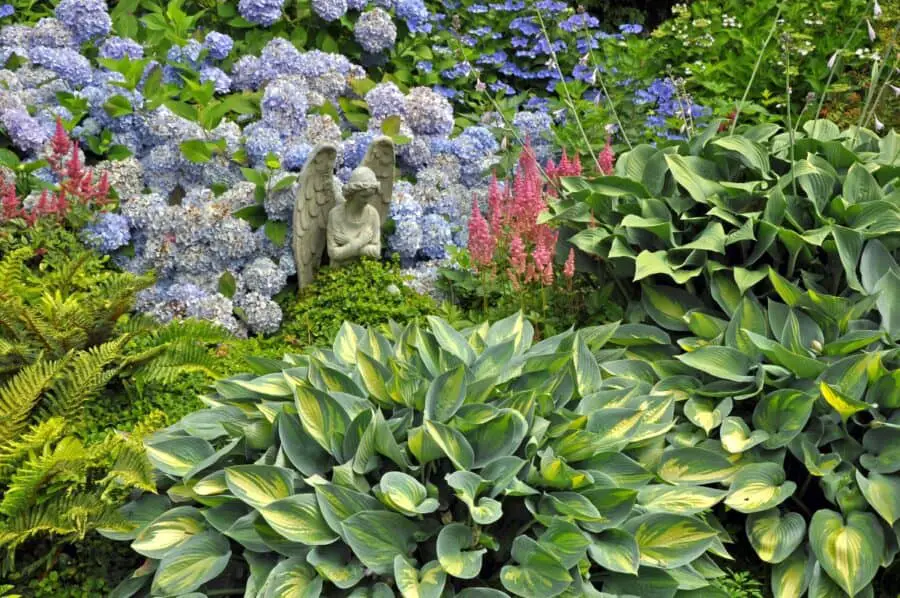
[293,143,339,289]
[361,136,395,224]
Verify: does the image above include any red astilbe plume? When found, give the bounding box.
[0,179,22,221]
[597,136,615,175]
[468,199,494,271]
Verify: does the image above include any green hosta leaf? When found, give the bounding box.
[145,437,215,477]
[657,447,735,485]
[278,410,332,477]
[637,485,727,515]
[438,523,486,580]
[676,346,756,382]
[447,471,502,524]
[713,135,771,176]
[131,507,205,559]
[604,569,678,598]
[843,162,883,204]
[772,548,811,598]
[720,416,770,453]
[625,513,718,568]
[424,365,467,422]
[537,518,589,569]
[500,535,572,598]
[259,494,339,545]
[357,350,393,405]
[377,471,438,516]
[855,470,900,524]
[742,330,826,379]
[427,316,476,364]
[680,221,727,253]
[809,510,884,596]
[664,154,724,203]
[832,225,865,292]
[634,250,703,284]
[151,531,231,596]
[259,557,323,598]
[746,509,806,564]
[313,483,382,539]
[101,494,171,542]
[588,529,639,574]
[293,382,348,456]
[808,562,873,598]
[306,545,364,589]
[820,382,870,424]
[425,420,475,470]
[686,311,728,339]
[486,310,534,354]
[684,397,732,434]
[464,408,528,468]
[225,465,296,509]
[341,510,418,575]
[752,390,816,449]
[394,557,447,598]
[725,463,796,513]
[574,334,603,395]
[641,284,704,332]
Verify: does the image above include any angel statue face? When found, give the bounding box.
[371,141,392,165]
[314,148,336,174]
[343,166,381,206]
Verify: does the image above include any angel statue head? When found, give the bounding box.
[343,166,381,206]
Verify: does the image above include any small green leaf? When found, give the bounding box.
[809,510,884,596]
[746,509,806,564]
[437,523,486,580]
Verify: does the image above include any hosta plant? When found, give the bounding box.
[109,313,738,597]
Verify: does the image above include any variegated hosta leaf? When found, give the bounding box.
[150,531,232,596]
[809,510,885,596]
[437,523,486,580]
[719,416,770,453]
[259,557,324,598]
[684,397,732,434]
[258,494,339,545]
[752,390,816,449]
[855,470,900,524]
[657,447,735,485]
[341,510,418,575]
[771,548,811,598]
[446,471,502,525]
[100,494,171,542]
[624,513,718,568]
[588,529,639,575]
[809,562,874,598]
[724,463,796,513]
[746,508,806,564]
[675,346,756,382]
[394,557,447,598]
[819,382,871,424]
[376,471,439,516]
[144,437,215,477]
[224,465,296,509]
[131,507,206,559]
[306,545,365,589]
[500,535,572,598]
[637,485,727,515]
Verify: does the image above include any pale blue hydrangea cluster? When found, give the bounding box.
[238,0,287,27]
[354,8,397,53]
[54,0,111,43]
[312,0,349,22]
[81,212,132,254]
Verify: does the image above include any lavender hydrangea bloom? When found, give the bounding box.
[82,212,132,253]
[1,108,49,153]
[388,184,424,261]
[28,46,92,87]
[354,8,397,53]
[237,291,282,334]
[238,0,286,26]
[261,76,308,134]
[55,0,111,43]
[419,213,452,259]
[283,142,312,171]
[0,5,13,18]
[347,0,367,10]
[340,132,374,171]
[99,36,144,60]
[29,18,76,48]
[395,0,431,33]
[242,257,287,297]
[365,82,405,120]
[312,0,348,22]
[199,65,232,94]
[404,87,454,136]
[203,32,234,60]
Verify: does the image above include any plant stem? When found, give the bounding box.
[784,41,798,200]
[577,21,633,150]
[730,5,783,135]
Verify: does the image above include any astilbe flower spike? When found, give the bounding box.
[0,179,21,221]
[468,200,494,270]
[597,136,615,175]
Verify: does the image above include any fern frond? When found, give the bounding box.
[0,356,71,447]
[150,319,231,346]
[135,343,222,385]
[98,438,156,495]
[0,248,30,302]
[39,339,126,422]
[0,418,67,483]
[0,437,87,519]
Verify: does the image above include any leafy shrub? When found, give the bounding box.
[280,257,436,347]
[110,313,744,596]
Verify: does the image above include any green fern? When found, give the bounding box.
[0,437,88,519]
[0,357,71,447]
[0,418,67,483]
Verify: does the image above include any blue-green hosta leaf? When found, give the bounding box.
[537,518,590,569]
[808,562,873,598]
[333,321,362,365]
[500,535,572,598]
[855,470,900,524]
[725,463,796,513]
[860,428,900,474]
[752,390,816,449]
[100,494,171,542]
[657,447,735,485]
[771,547,811,598]
[843,162,883,204]
[377,471,438,516]
[746,509,806,564]
[425,420,474,470]
[131,507,206,559]
[394,557,447,598]
[685,311,729,340]
[224,465,296,509]
[341,510,418,575]
[720,416,770,453]
[873,269,900,340]
[637,485,727,515]
[424,365,466,422]
[819,382,870,424]
[356,350,393,406]
[684,397,733,434]
[427,315,476,364]
[486,311,533,354]
[258,494,339,545]
[634,250,703,284]
[446,471,502,524]
[676,346,756,382]
[680,222,727,253]
[314,483,382,539]
[229,372,293,397]
[809,510,884,596]
[203,501,250,535]
[641,284,704,332]
[463,408,529,468]
[438,523,487,580]
[259,557,323,598]
[292,382,349,457]
[604,569,677,598]
[712,136,771,177]
[180,406,248,440]
[664,154,725,203]
[306,545,365,589]
[278,410,332,477]
[151,531,231,596]
[588,529,639,575]
[573,334,603,395]
[222,510,269,552]
[245,552,278,598]
[741,330,826,379]
[145,437,215,477]
[624,513,718,568]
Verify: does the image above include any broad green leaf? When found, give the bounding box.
[725,463,796,513]
[100,494,171,542]
[537,518,589,569]
[855,470,900,524]
[574,334,602,395]
[463,408,528,468]
[278,410,332,476]
[657,447,735,485]
[641,284,703,332]
[145,437,215,477]
[637,485,727,515]
[131,507,205,559]
[771,548,811,598]
[684,398,732,434]
[356,350,393,405]
[151,532,231,596]
[634,250,703,284]
[742,330,826,379]
[747,509,806,564]
[680,222,727,253]
[438,523,486,580]
[394,557,446,598]
[425,420,475,470]
[832,226,865,292]
[625,513,718,568]
[341,510,418,575]
[588,529,639,575]
[500,535,571,597]
[306,545,365,589]
[259,494,339,545]
[377,471,438,516]
[293,383,348,456]
[712,136,771,177]
[720,416,770,453]
[447,471,502,524]
[604,569,678,598]
[676,346,756,382]
[427,316,476,364]
[843,162,883,204]
[225,465,296,509]
[314,483,382,538]
[260,557,323,598]
[752,390,816,449]
[809,510,884,596]
[819,382,869,424]
[424,365,467,422]
[664,154,724,203]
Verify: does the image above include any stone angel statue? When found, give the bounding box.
[292,143,342,289]
[360,135,395,224]
[326,166,382,267]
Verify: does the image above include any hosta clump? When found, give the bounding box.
[109,313,736,597]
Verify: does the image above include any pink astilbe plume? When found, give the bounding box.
[563,248,575,280]
[597,136,615,175]
[1,179,22,221]
[468,200,494,270]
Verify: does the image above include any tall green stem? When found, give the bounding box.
[729,5,783,135]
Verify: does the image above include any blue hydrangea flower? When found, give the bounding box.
[200,65,232,94]
[55,0,111,43]
[99,36,144,60]
[354,8,397,53]
[419,213,452,259]
[238,0,286,26]
[283,142,312,171]
[203,32,234,60]
[365,82,405,120]
[416,60,432,73]
[0,108,48,153]
[395,0,431,33]
[405,87,454,135]
[0,5,13,18]
[82,212,132,253]
[28,18,76,48]
[347,0,367,9]
[261,76,309,134]
[312,0,348,22]
[620,23,643,35]
[28,46,93,87]
[237,291,282,334]
[242,257,287,297]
